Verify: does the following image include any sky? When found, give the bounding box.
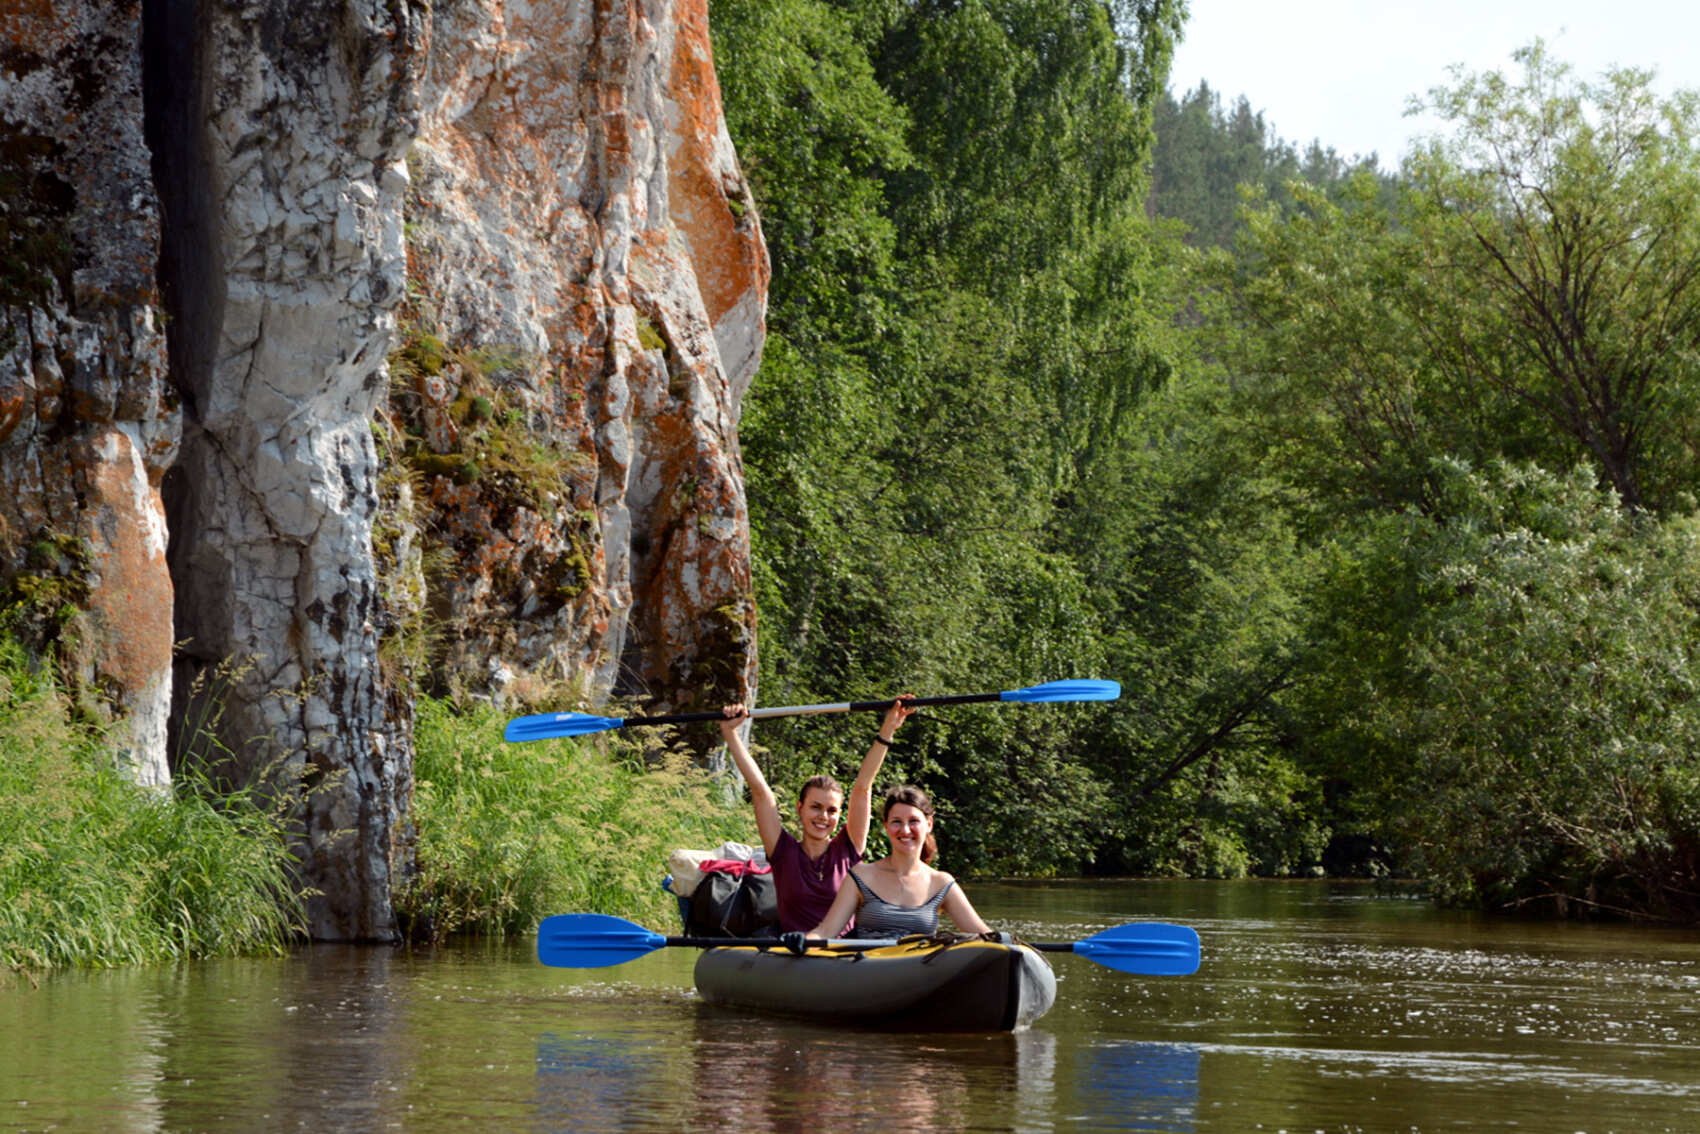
[1166,1,1700,168]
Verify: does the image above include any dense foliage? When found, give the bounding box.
[1147,81,1387,248]
[1298,460,1700,918]
[715,9,1700,922]
[1215,46,1700,918]
[397,699,751,941]
[711,0,1205,875]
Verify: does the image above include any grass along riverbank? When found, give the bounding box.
[0,637,304,972]
[396,696,751,942]
[0,634,752,972]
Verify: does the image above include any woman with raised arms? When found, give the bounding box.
[718,695,914,933]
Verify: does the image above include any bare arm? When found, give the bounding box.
[846,695,915,855]
[940,876,991,935]
[720,704,783,858]
[807,868,865,939]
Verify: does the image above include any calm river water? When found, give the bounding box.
[5,880,1699,1132]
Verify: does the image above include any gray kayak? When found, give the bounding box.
[693,935,1057,1032]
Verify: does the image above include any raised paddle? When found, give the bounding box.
[536,912,1200,976]
[504,678,1121,743]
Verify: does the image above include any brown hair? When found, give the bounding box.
[798,774,843,806]
[882,784,938,864]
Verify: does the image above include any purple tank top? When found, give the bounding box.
[769,828,861,933]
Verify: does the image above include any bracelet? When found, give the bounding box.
[874,734,896,747]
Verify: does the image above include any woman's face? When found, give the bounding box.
[884,803,931,853]
[796,786,844,843]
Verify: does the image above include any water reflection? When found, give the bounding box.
[530,998,1205,1133]
[1072,1042,1200,1132]
[535,1010,1058,1133]
[699,1022,1054,1131]
[1,965,174,1130]
[0,946,417,1132]
[535,1032,667,1131]
[155,946,410,1132]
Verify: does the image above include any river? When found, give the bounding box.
[4,880,1698,1132]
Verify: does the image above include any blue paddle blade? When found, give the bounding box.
[999,679,1121,703]
[537,913,666,968]
[505,711,625,743]
[1072,922,1200,975]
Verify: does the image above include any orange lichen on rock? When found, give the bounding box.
[665,0,770,327]
[398,0,766,721]
[0,0,177,785]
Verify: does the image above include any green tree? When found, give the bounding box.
[1219,172,1521,522]
[709,0,911,349]
[1297,461,1700,919]
[714,0,1193,871]
[856,0,1186,488]
[710,0,916,707]
[1063,371,1319,877]
[1401,44,1700,512]
[1148,82,1386,249]
[1228,45,1700,520]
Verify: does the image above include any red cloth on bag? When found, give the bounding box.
[697,859,773,877]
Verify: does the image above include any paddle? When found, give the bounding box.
[1027,921,1201,975]
[505,678,1121,743]
[536,912,1199,975]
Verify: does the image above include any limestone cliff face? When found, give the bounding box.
[154,0,429,942]
[0,0,177,788]
[0,0,764,940]
[397,0,766,716]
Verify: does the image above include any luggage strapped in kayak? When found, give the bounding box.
[665,844,779,938]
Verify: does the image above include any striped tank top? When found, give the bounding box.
[847,870,955,938]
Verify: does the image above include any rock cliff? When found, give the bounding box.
[0,0,764,940]
[1,0,177,788]
[398,0,764,718]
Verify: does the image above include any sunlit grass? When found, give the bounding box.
[0,637,307,974]
[397,696,753,941]
[0,628,756,969]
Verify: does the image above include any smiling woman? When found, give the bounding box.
[717,697,914,932]
[806,784,993,941]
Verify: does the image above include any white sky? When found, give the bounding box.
[1166,1,1700,168]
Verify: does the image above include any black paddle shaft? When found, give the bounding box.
[618,692,998,729]
[666,935,894,952]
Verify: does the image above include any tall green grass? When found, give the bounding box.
[0,637,307,972]
[1,628,756,968]
[398,697,753,940]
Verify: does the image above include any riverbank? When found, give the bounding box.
[0,635,751,973]
[395,697,749,942]
[0,637,302,971]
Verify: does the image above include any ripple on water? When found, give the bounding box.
[1184,1041,1698,1097]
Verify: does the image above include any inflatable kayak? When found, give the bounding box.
[693,935,1057,1031]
